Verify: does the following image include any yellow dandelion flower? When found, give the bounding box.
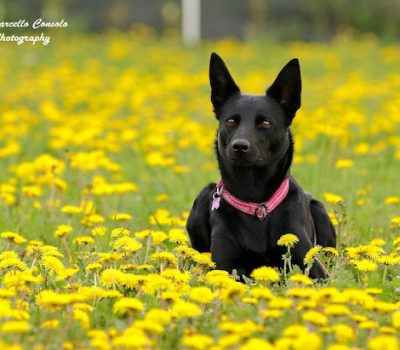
[335,159,353,169]
[218,334,242,348]
[380,327,397,335]
[161,268,190,283]
[304,245,321,265]
[323,192,343,204]
[368,335,398,350]
[189,286,215,303]
[289,273,313,285]
[333,323,355,342]
[113,236,142,253]
[36,291,84,309]
[113,297,144,316]
[193,252,215,268]
[168,228,189,243]
[204,270,232,287]
[0,250,18,260]
[134,264,154,271]
[150,251,177,266]
[111,213,133,221]
[53,224,73,238]
[0,257,27,271]
[377,255,399,265]
[134,229,151,240]
[282,324,309,337]
[56,267,79,281]
[81,213,105,227]
[111,227,131,237]
[100,269,124,288]
[393,237,400,247]
[249,287,274,300]
[390,216,400,228]
[360,320,379,330]
[262,309,282,319]
[41,320,59,329]
[353,259,378,272]
[277,233,299,247]
[119,273,144,290]
[91,226,107,236]
[181,334,213,350]
[0,320,30,334]
[149,208,172,226]
[171,301,202,318]
[86,263,102,272]
[0,231,27,244]
[134,319,164,335]
[243,297,257,304]
[392,311,400,329]
[269,296,293,309]
[175,245,197,259]
[98,252,124,263]
[61,205,83,215]
[239,338,274,350]
[151,230,168,245]
[220,319,263,337]
[159,291,181,303]
[250,266,280,282]
[324,304,351,317]
[302,310,328,326]
[41,255,64,275]
[145,308,171,326]
[323,247,339,256]
[328,212,338,226]
[155,193,169,202]
[370,238,385,246]
[73,309,90,329]
[384,196,400,205]
[220,281,247,301]
[365,287,383,295]
[73,236,95,245]
[22,185,42,197]
[112,328,151,348]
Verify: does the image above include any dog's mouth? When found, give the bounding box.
[227,155,266,167]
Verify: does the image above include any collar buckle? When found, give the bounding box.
[255,203,268,221]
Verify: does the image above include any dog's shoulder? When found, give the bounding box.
[188,183,215,220]
[187,183,215,252]
[193,183,215,204]
[284,177,315,213]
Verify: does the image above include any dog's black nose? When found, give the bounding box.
[231,139,250,153]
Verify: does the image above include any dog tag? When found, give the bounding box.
[211,196,221,211]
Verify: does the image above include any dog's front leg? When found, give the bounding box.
[210,229,246,278]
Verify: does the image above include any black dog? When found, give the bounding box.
[187,53,336,280]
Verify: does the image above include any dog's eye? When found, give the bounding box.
[226,119,237,128]
[259,120,272,129]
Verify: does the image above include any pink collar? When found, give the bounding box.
[211,178,290,221]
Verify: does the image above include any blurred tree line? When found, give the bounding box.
[1,0,400,41]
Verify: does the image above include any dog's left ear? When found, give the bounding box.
[267,58,301,123]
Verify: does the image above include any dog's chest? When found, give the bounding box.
[212,202,269,254]
[236,215,270,253]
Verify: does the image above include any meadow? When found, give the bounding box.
[0,29,400,349]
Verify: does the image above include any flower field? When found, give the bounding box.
[0,31,400,349]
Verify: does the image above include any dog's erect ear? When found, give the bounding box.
[267,58,301,122]
[209,52,240,116]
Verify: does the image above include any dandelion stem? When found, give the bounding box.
[382,265,388,284]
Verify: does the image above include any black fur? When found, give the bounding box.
[187,53,336,279]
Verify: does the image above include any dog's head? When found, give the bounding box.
[210,53,301,167]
